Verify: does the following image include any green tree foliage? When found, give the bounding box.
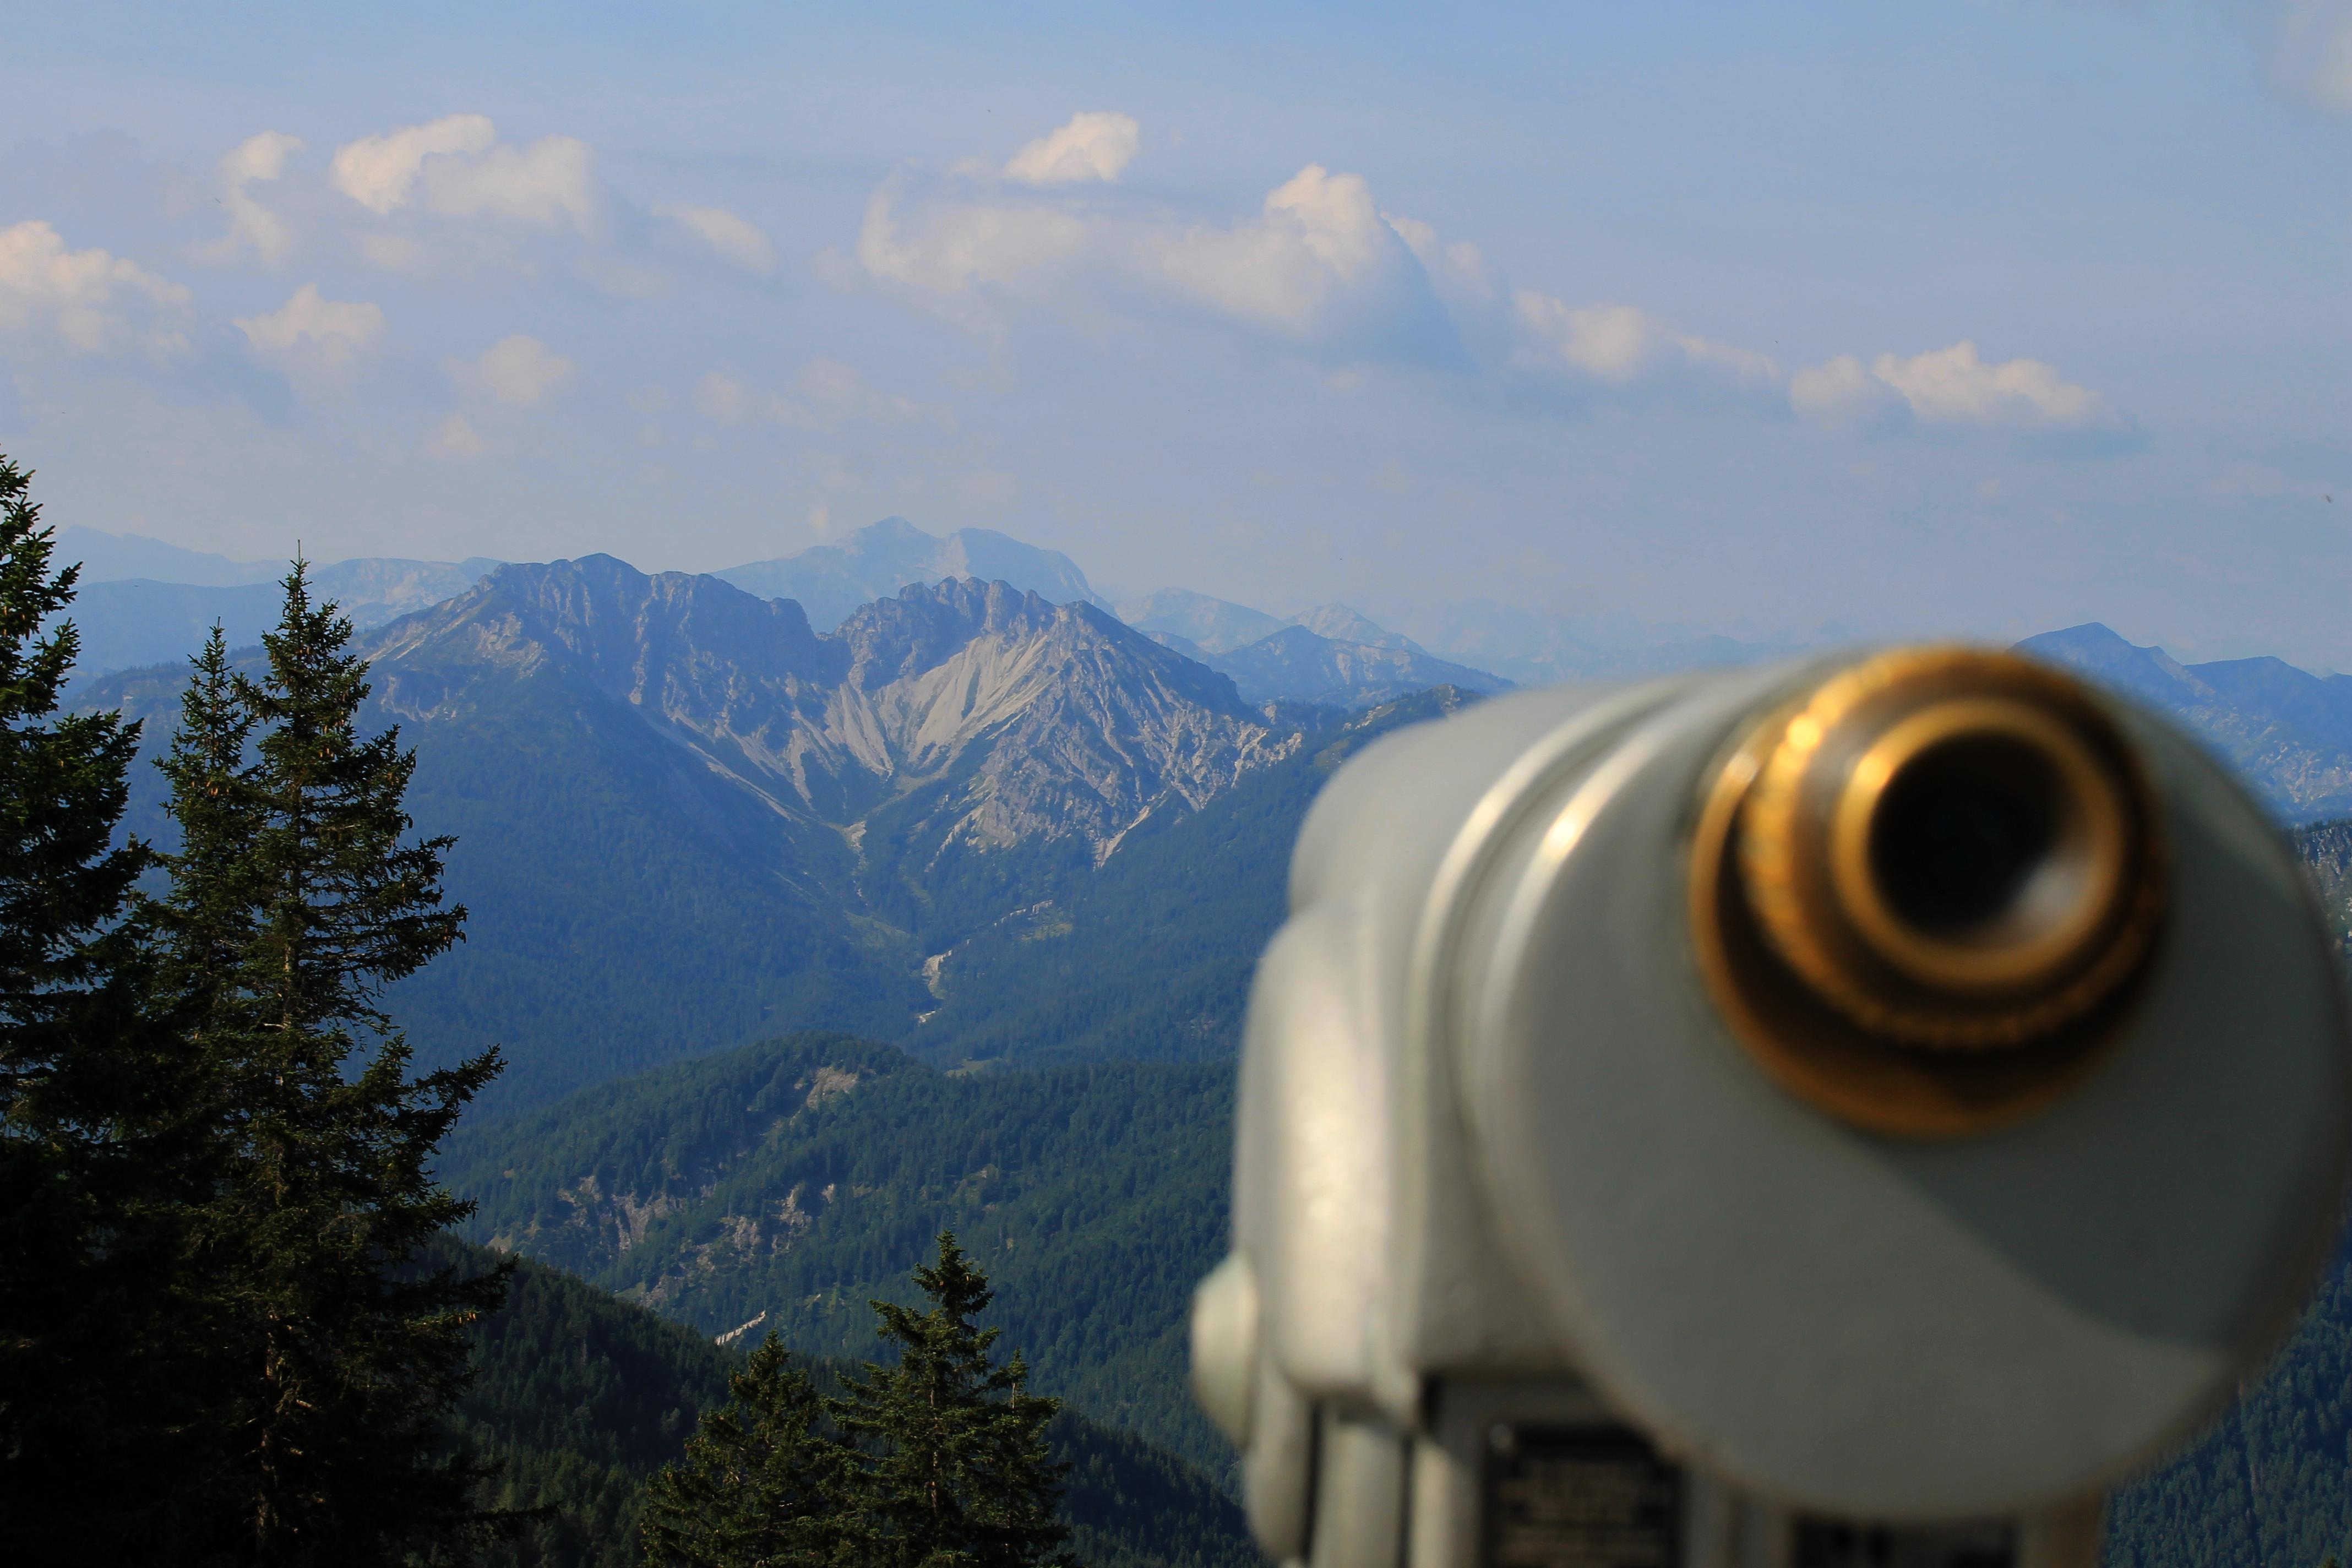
[442,1239,735,1568]
[637,1237,1077,1568]
[2104,1251,2352,1568]
[834,1233,1072,1568]
[159,566,510,1563]
[639,1332,851,1568]
[437,1230,1245,1568]
[439,1035,1233,1471]
[0,458,219,1559]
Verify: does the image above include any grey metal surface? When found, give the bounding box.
[1451,682,2349,1515]
[1198,649,2352,1556]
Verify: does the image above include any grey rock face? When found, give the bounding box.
[366,557,1297,859]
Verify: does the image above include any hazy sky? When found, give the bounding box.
[2,3,2346,662]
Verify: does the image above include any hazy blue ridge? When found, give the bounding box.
[2019,623,2352,823]
[716,516,1109,631]
[1203,623,1511,707]
[56,541,500,680]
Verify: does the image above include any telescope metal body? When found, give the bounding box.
[1191,648,2352,1568]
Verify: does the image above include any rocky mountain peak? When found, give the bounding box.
[364,558,1297,859]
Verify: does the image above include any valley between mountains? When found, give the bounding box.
[68,526,2352,1568]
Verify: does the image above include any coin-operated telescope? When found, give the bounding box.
[1190,647,2351,1568]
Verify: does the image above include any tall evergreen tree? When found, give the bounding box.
[159,562,510,1565]
[834,1233,1072,1568]
[640,1330,853,1568]
[0,456,218,1561]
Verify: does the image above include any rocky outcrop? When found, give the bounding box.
[363,557,1302,860]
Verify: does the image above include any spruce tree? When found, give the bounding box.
[640,1330,853,1568]
[0,456,219,1560]
[835,1233,1073,1568]
[159,561,510,1564]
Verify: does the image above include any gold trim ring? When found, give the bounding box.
[1690,647,2166,1137]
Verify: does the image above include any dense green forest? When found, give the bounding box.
[2104,1245,2352,1568]
[442,1033,1235,1473]
[453,1239,1252,1568]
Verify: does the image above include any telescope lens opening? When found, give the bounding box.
[1869,734,2060,939]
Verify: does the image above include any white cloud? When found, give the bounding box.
[1512,295,1779,393]
[234,283,386,391]
[856,184,1092,298]
[450,335,576,406]
[658,204,777,274]
[1386,213,1495,304]
[1149,165,1422,337]
[330,113,496,214]
[1789,354,1907,432]
[424,412,491,460]
[331,114,595,231]
[857,161,1441,349]
[1004,112,1142,184]
[0,220,190,355]
[427,137,595,228]
[203,131,306,265]
[1790,341,2119,435]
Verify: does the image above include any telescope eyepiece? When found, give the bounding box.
[1693,647,2166,1135]
[1865,722,2063,938]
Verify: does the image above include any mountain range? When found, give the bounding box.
[712,515,1108,630]
[58,516,2352,1568]
[88,556,1455,1110]
[58,515,1526,711]
[76,537,2352,1118]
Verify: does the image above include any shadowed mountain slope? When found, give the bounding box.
[444,1034,1238,1476]
[81,557,1313,1110]
[2018,623,2352,821]
[450,1235,1252,1568]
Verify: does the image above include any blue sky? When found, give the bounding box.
[1,2,2345,662]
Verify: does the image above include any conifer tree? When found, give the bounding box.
[0,456,218,1560]
[640,1330,853,1568]
[835,1233,1073,1568]
[159,561,510,1564]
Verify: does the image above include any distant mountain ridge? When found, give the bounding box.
[2018,623,2352,821]
[53,525,503,679]
[83,556,1325,1108]
[367,557,1293,859]
[716,516,1107,631]
[1120,586,1513,705]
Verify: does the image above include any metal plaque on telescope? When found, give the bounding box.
[1484,1424,1684,1568]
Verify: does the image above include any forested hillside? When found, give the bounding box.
[452,1240,1252,1568]
[81,559,1321,1112]
[442,1035,1235,1472]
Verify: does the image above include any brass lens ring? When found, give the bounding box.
[1689,646,2167,1137]
[1828,698,2126,995]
